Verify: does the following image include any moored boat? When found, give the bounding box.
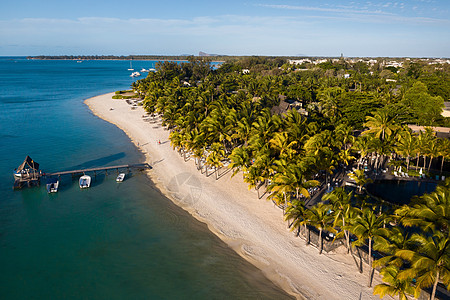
[116,173,125,182]
[130,71,141,77]
[79,175,91,189]
[128,60,134,71]
[13,170,24,178]
[46,177,59,193]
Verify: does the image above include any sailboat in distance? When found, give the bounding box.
[128,60,134,71]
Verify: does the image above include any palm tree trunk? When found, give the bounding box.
[441,156,445,174]
[319,228,323,254]
[342,217,350,254]
[406,156,410,170]
[428,157,433,172]
[431,269,439,300]
[416,153,420,170]
[423,155,426,170]
[306,226,310,245]
[368,237,373,287]
[344,230,350,253]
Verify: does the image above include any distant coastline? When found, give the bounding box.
[26,55,226,63]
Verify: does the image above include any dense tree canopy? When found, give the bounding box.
[132,56,450,299]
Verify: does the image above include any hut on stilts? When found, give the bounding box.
[13,156,41,189]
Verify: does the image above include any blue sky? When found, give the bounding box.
[1,0,449,57]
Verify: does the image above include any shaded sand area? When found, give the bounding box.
[85,93,387,300]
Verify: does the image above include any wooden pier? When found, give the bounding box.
[45,163,151,177]
[13,160,151,189]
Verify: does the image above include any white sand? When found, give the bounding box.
[85,93,387,300]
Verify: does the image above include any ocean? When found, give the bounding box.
[0,57,292,299]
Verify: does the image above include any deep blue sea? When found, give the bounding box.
[0,57,292,299]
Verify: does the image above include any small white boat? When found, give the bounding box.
[140,68,149,72]
[116,173,125,182]
[128,60,134,71]
[46,177,59,193]
[13,170,23,178]
[79,175,91,189]
[130,72,141,77]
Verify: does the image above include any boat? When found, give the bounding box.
[140,68,149,72]
[130,71,141,77]
[79,175,91,189]
[128,60,134,71]
[116,173,125,182]
[13,170,24,178]
[46,177,59,193]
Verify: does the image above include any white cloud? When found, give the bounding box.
[259,3,449,25]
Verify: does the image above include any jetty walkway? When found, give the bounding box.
[45,163,151,177]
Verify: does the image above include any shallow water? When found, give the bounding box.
[0,57,292,299]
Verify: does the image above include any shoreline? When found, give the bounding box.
[85,92,384,299]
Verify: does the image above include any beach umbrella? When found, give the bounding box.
[399,166,402,173]
[419,168,423,175]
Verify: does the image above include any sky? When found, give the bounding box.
[0,0,449,57]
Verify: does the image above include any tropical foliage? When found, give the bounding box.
[132,57,450,299]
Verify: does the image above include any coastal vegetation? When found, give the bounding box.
[133,57,450,299]
[112,90,139,99]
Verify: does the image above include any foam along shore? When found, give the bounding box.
[85,92,386,300]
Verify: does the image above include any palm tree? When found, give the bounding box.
[206,142,225,180]
[373,265,416,300]
[348,169,373,194]
[228,147,251,177]
[270,163,319,200]
[396,181,450,234]
[396,127,417,171]
[269,131,297,159]
[350,208,386,287]
[396,231,450,300]
[415,128,435,171]
[243,166,264,199]
[284,199,308,238]
[423,134,439,172]
[307,203,335,254]
[353,135,372,169]
[373,226,412,269]
[334,123,355,151]
[363,110,399,141]
[438,138,450,175]
[338,148,355,167]
[323,187,354,254]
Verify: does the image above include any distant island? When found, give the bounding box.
[27,53,229,62]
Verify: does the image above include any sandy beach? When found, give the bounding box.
[85,92,386,299]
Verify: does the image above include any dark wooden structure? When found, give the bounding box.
[13,156,42,189]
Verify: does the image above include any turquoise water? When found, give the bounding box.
[0,57,292,299]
